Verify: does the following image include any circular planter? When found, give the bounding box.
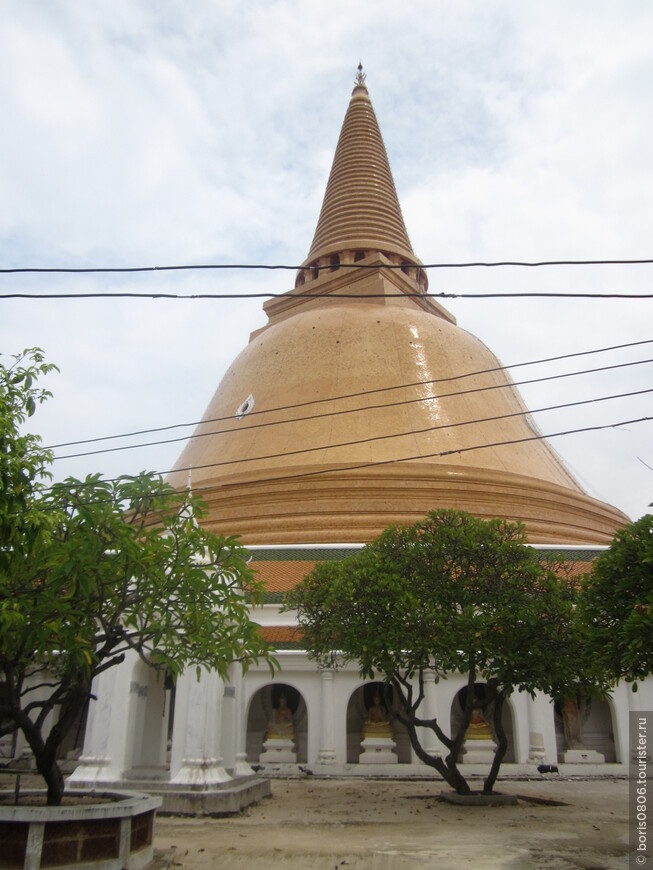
[0,789,161,870]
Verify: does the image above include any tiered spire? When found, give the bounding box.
[298,65,424,287]
[168,66,629,546]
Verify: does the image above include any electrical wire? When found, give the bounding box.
[189,415,653,490]
[54,387,653,469]
[46,338,653,451]
[51,357,653,460]
[39,413,651,508]
[3,257,653,274]
[3,289,653,300]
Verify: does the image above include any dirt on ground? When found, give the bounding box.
[151,776,631,870]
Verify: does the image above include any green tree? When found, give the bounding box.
[579,512,653,686]
[287,509,585,795]
[0,350,276,805]
[0,348,57,569]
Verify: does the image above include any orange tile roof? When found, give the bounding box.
[258,625,304,644]
[251,555,594,599]
[252,561,316,594]
[540,559,593,588]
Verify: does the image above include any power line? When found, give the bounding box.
[439,418,653,458]
[46,338,653,451]
[3,289,653,301]
[38,413,652,506]
[3,257,653,275]
[196,415,653,491]
[51,357,653,460]
[54,387,653,468]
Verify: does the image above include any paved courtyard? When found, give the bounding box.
[152,776,631,869]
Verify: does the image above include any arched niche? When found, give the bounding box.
[554,694,616,762]
[451,683,516,763]
[246,682,308,764]
[345,682,410,763]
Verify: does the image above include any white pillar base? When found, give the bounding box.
[317,748,337,764]
[67,756,118,785]
[169,757,233,786]
[232,753,256,778]
[528,732,547,763]
[359,736,397,764]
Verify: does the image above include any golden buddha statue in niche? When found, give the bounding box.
[265,691,295,741]
[465,698,493,741]
[561,696,584,749]
[363,689,393,739]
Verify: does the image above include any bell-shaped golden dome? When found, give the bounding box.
[168,69,627,545]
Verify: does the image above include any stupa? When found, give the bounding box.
[167,65,626,546]
[70,68,643,804]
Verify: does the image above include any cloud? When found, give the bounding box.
[1,0,651,522]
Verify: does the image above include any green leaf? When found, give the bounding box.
[1,349,277,802]
[287,508,598,794]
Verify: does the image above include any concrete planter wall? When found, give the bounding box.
[0,790,161,870]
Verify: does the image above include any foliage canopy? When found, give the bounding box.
[287,509,587,794]
[579,512,653,686]
[0,350,275,804]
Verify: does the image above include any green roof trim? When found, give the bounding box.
[532,549,603,562]
[248,545,604,564]
[247,547,362,562]
[264,592,288,604]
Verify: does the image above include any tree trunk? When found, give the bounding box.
[483,692,508,794]
[445,663,478,795]
[392,676,472,795]
[19,686,89,806]
[19,727,66,805]
[444,754,472,795]
[38,755,66,806]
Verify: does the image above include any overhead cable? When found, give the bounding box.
[51,358,653,460]
[200,415,653,490]
[3,257,653,275]
[3,289,653,300]
[53,387,653,466]
[46,338,653,451]
[39,414,652,505]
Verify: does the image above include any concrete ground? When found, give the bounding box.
[0,769,634,868]
[151,776,632,870]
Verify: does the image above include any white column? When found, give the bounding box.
[68,654,136,785]
[525,691,559,764]
[525,692,547,764]
[220,682,236,774]
[317,669,336,764]
[419,671,443,759]
[231,665,255,777]
[169,667,232,786]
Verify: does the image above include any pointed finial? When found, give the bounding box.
[355,62,366,87]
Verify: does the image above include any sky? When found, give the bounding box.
[1,0,652,523]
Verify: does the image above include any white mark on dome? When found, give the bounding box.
[235,394,255,419]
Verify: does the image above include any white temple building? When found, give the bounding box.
[67,68,651,811]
